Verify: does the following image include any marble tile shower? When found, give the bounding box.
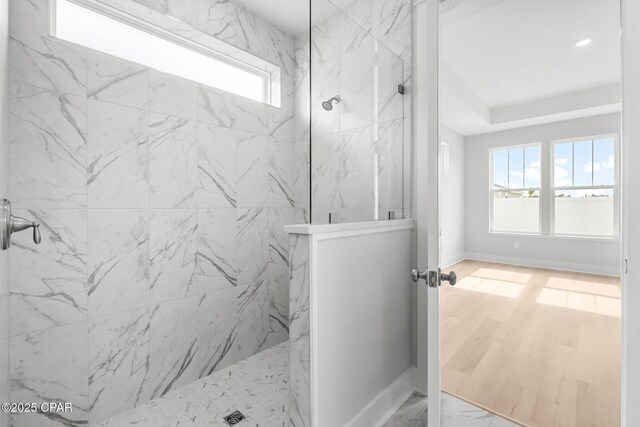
[295,0,412,224]
[6,0,300,425]
[4,0,413,425]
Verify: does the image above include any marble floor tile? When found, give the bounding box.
[383,392,520,427]
[98,341,289,427]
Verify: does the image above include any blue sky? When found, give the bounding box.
[493,138,614,195]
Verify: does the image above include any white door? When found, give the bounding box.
[413,1,449,426]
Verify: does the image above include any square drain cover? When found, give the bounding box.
[223,410,246,425]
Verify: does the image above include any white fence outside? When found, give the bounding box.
[493,197,614,236]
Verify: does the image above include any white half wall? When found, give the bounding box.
[286,220,415,427]
[440,126,465,267]
[464,113,621,276]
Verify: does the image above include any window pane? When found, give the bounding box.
[554,189,614,236]
[493,150,508,189]
[594,137,615,186]
[554,143,573,187]
[574,140,593,187]
[508,148,524,189]
[54,0,273,104]
[524,146,540,188]
[493,190,539,233]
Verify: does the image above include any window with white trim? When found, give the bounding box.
[51,0,280,106]
[491,144,541,233]
[552,136,617,237]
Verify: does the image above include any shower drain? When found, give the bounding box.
[223,410,246,425]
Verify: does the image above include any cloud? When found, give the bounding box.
[555,158,569,166]
[555,165,569,180]
[583,154,614,174]
[583,162,601,173]
[525,163,540,185]
[605,154,614,169]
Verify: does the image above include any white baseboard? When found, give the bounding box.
[463,252,620,277]
[345,367,415,427]
[442,253,466,269]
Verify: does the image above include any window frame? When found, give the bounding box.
[550,133,620,238]
[488,142,543,235]
[50,0,279,106]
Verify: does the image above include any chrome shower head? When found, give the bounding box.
[322,95,340,111]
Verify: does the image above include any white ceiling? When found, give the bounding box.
[441,0,622,136]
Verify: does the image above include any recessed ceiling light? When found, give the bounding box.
[574,38,593,47]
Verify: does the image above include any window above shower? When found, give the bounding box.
[50,0,282,106]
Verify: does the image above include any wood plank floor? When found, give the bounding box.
[441,260,620,427]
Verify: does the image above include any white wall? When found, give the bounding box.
[464,113,621,276]
[440,125,465,267]
[313,224,413,426]
[622,0,640,423]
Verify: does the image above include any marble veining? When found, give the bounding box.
[9,83,87,209]
[149,113,197,208]
[295,0,411,222]
[9,0,86,96]
[88,308,151,424]
[10,322,89,427]
[87,210,150,318]
[98,341,289,427]
[7,0,308,425]
[149,209,198,304]
[149,69,197,120]
[147,297,199,399]
[87,51,149,110]
[86,100,149,209]
[236,271,270,360]
[196,287,238,377]
[197,208,238,293]
[9,209,87,336]
[375,119,404,210]
[269,139,296,208]
[197,122,238,208]
[236,134,269,208]
[237,208,269,286]
[383,391,520,427]
[288,234,310,427]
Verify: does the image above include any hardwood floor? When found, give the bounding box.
[441,260,620,427]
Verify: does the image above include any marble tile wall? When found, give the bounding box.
[288,233,310,427]
[6,0,303,425]
[294,0,412,224]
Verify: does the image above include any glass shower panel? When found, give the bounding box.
[309,0,408,224]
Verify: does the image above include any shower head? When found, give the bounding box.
[322,95,340,111]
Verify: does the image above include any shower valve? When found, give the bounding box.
[1,199,42,250]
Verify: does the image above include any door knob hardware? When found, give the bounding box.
[440,270,457,286]
[411,267,457,287]
[411,268,428,282]
[1,199,42,250]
